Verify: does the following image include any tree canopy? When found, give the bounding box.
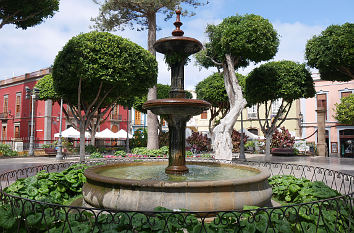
[200,14,279,68]
[35,74,61,102]
[246,60,315,155]
[335,94,354,125]
[0,0,59,29]
[305,23,354,82]
[92,0,205,31]
[52,31,158,161]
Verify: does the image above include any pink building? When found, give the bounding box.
[0,68,129,151]
[301,73,354,157]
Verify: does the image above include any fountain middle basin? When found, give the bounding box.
[82,161,272,212]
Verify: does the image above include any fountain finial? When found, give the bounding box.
[172,9,184,36]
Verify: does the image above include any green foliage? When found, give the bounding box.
[202,14,279,67]
[231,130,248,152]
[186,132,211,152]
[335,94,354,125]
[246,61,315,105]
[305,23,354,82]
[0,0,59,30]
[131,146,169,157]
[53,31,157,107]
[114,150,127,157]
[0,144,17,156]
[89,152,103,159]
[130,128,148,148]
[271,127,295,149]
[35,74,61,102]
[4,164,88,204]
[85,145,97,154]
[195,72,228,107]
[92,0,206,31]
[269,175,340,204]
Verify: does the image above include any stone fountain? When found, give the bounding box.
[82,11,272,212]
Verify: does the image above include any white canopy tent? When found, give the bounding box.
[54,127,91,138]
[114,129,133,139]
[95,128,120,139]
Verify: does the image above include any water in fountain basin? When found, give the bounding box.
[97,164,259,182]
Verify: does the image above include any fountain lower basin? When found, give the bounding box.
[83,161,272,212]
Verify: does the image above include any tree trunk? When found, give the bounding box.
[213,54,246,160]
[79,122,86,162]
[146,13,159,150]
[265,133,272,156]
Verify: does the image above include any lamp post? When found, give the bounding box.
[126,107,131,153]
[239,111,246,160]
[26,87,39,156]
[56,98,64,160]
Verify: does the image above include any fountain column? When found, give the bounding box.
[143,10,210,175]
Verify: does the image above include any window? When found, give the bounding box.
[14,125,20,138]
[111,105,120,120]
[135,111,141,124]
[271,99,282,115]
[2,126,6,140]
[15,93,21,117]
[341,91,352,98]
[201,111,207,119]
[317,94,327,108]
[317,93,327,120]
[247,105,257,119]
[3,95,8,114]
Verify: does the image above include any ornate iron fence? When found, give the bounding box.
[0,158,353,233]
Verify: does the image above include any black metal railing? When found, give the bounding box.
[0,159,353,232]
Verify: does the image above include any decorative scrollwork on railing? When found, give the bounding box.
[0,159,352,232]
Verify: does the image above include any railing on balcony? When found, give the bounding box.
[111,114,122,121]
[0,112,9,120]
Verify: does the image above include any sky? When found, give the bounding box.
[0,0,353,90]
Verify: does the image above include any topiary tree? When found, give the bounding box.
[305,23,354,82]
[195,14,279,160]
[0,0,59,29]
[246,60,315,156]
[335,94,354,125]
[52,31,157,161]
[92,0,207,150]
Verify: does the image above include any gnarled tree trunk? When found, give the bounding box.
[146,13,159,149]
[213,54,246,160]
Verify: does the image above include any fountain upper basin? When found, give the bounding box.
[82,161,272,212]
[143,98,210,116]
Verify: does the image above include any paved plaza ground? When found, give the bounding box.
[0,153,353,176]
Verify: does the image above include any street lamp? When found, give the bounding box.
[25,87,39,156]
[56,98,64,160]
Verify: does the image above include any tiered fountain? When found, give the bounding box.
[82,11,272,212]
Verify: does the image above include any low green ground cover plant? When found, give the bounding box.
[114,150,127,157]
[4,164,87,204]
[89,152,103,159]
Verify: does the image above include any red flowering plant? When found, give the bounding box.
[271,127,295,149]
[231,130,248,152]
[186,132,211,153]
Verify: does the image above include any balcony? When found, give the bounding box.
[0,112,9,120]
[111,114,122,121]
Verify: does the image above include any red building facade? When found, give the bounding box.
[0,68,128,150]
